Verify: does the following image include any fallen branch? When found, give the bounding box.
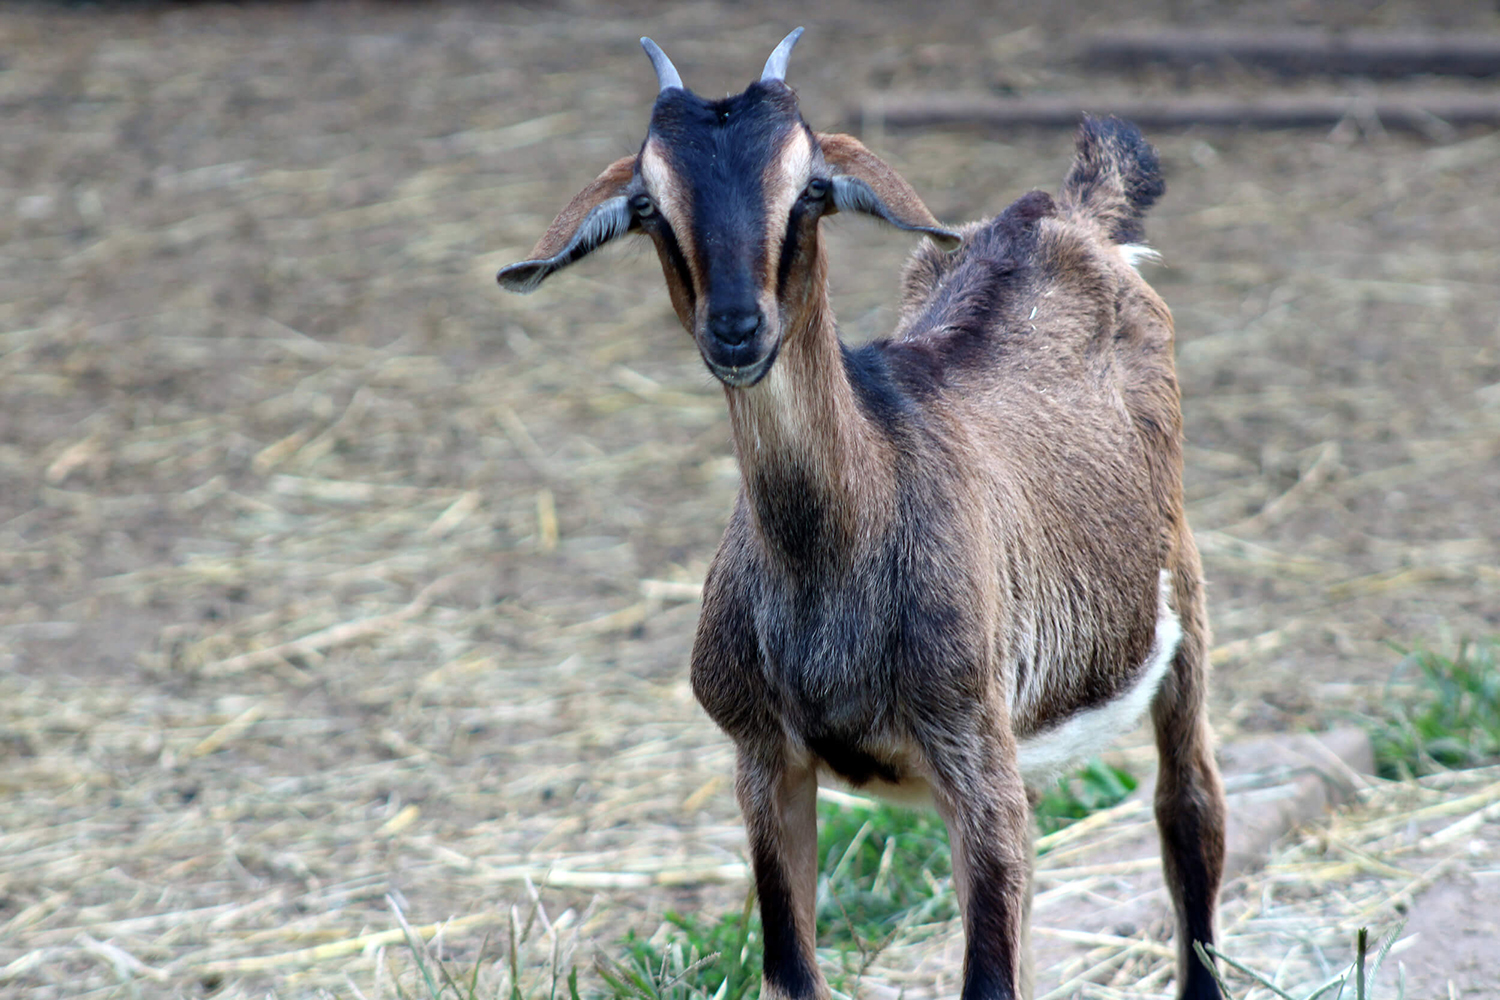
[1082,29,1500,78]
[858,91,1500,133]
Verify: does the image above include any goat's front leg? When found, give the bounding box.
[736,748,827,1000]
[927,726,1034,1000]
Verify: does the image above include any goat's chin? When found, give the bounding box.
[702,342,779,388]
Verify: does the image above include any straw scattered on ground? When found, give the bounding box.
[1,1,1498,997]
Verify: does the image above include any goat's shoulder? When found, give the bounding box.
[691,505,779,739]
[839,197,1047,425]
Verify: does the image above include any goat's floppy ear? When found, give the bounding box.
[816,133,961,249]
[497,156,637,293]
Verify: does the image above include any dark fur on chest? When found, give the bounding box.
[693,469,978,786]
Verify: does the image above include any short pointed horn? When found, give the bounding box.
[640,37,684,93]
[760,27,804,83]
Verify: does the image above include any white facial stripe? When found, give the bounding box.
[760,129,815,293]
[773,128,814,201]
[764,130,813,231]
[640,140,699,284]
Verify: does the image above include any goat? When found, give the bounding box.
[497,29,1226,1000]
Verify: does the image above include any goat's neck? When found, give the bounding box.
[724,268,897,565]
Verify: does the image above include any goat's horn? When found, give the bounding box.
[640,37,684,93]
[760,27,804,83]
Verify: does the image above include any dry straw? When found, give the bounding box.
[1,3,1498,997]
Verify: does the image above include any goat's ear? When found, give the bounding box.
[816,133,961,249]
[497,156,637,293]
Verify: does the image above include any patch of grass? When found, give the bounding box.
[597,799,960,1000]
[612,758,1137,999]
[814,798,957,948]
[395,758,1138,1000]
[1370,638,1500,779]
[600,894,760,1000]
[1034,759,1138,837]
[382,894,590,1000]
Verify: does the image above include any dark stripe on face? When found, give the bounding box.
[660,226,697,310]
[776,201,811,298]
[648,84,804,312]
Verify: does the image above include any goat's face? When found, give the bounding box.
[635,83,825,386]
[497,30,960,389]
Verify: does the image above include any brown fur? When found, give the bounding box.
[499,90,1225,1000]
[523,155,635,262]
[818,131,952,236]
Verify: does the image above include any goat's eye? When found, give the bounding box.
[630,194,656,218]
[802,178,831,201]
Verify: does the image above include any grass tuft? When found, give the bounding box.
[1035,758,1138,837]
[601,892,760,1000]
[385,758,1136,1000]
[814,798,957,947]
[1369,638,1500,779]
[599,758,1135,999]
[381,892,593,1000]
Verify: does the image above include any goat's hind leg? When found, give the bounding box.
[1151,564,1227,1000]
[736,749,827,1000]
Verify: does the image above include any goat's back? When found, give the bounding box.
[865,118,1185,735]
[887,116,1180,541]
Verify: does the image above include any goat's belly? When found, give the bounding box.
[801,610,1177,804]
[816,764,936,807]
[794,719,938,805]
[792,596,1180,800]
[1014,580,1182,789]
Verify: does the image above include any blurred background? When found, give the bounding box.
[1,1,1497,997]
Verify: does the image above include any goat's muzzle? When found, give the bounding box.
[701,307,775,387]
[708,307,763,347]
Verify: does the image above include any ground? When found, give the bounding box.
[0,1,1498,997]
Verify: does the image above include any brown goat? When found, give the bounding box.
[497,29,1226,1000]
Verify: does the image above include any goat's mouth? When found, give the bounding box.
[702,341,779,388]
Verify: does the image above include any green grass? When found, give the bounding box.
[1035,758,1138,836]
[387,758,1137,1000]
[358,630,1500,1000]
[1369,638,1500,779]
[591,758,1135,1000]
[814,798,957,947]
[379,898,578,1000]
[601,896,760,1000]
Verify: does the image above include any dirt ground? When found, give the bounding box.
[1,1,1498,997]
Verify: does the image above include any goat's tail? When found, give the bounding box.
[1058,116,1164,246]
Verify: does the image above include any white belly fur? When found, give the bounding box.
[813,571,1181,803]
[1015,570,1180,789]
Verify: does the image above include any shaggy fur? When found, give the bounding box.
[497,54,1227,999]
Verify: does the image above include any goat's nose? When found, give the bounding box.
[708,309,763,347]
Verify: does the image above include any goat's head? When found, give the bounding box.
[497,28,960,388]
